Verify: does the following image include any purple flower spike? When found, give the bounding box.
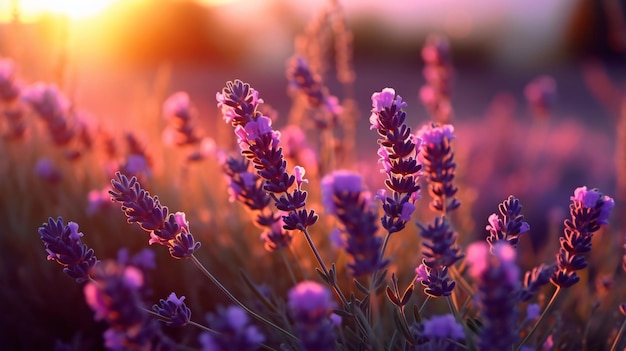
[369,87,422,235]
[486,195,530,250]
[321,170,388,276]
[288,281,337,351]
[286,56,343,118]
[109,172,201,259]
[153,292,191,327]
[467,241,520,351]
[551,187,613,288]
[417,123,460,214]
[38,217,99,283]
[218,80,318,234]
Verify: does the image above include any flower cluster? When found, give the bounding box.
[551,186,614,288]
[120,132,153,178]
[369,87,421,234]
[199,305,266,351]
[288,281,338,351]
[109,172,201,259]
[84,260,174,350]
[485,195,530,250]
[417,123,459,214]
[152,292,192,328]
[223,155,292,251]
[321,170,387,276]
[38,217,99,283]
[217,79,318,232]
[408,313,465,351]
[419,34,454,123]
[467,242,520,351]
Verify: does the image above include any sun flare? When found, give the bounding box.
[1,0,121,22]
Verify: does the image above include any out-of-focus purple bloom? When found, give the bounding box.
[87,187,113,216]
[524,75,556,118]
[34,157,62,184]
[109,172,201,259]
[551,187,613,288]
[526,303,540,321]
[422,314,464,340]
[84,260,172,350]
[0,58,21,102]
[288,281,337,351]
[38,217,99,283]
[419,34,454,123]
[417,123,460,214]
[280,125,319,176]
[370,88,422,234]
[286,56,342,118]
[153,292,191,327]
[486,196,530,250]
[467,241,519,351]
[22,82,69,120]
[321,170,387,276]
[199,305,266,351]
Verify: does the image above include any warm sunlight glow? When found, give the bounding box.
[0,0,121,22]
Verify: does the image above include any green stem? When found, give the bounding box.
[189,254,298,343]
[419,296,432,315]
[610,316,626,351]
[516,286,561,351]
[279,249,298,286]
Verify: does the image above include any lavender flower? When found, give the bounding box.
[34,157,62,184]
[286,56,342,120]
[467,241,520,351]
[417,123,459,214]
[109,172,201,259]
[288,281,337,351]
[369,87,422,234]
[153,292,191,327]
[418,216,463,269]
[38,217,99,283]
[223,155,293,251]
[162,91,205,162]
[0,58,20,102]
[321,170,387,276]
[419,34,454,123]
[217,80,318,232]
[486,195,530,250]
[551,187,614,288]
[22,83,75,147]
[199,305,266,351]
[519,263,555,302]
[84,260,173,350]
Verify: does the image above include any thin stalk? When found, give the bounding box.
[189,254,298,343]
[515,286,561,351]
[610,316,626,351]
[279,249,298,286]
[450,265,474,296]
[419,296,432,315]
[142,307,217,334]
[446,295,460,323]
[289,245,308,280]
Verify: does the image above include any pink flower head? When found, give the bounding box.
[486,213,502,231]
[87,188,112,216]
[162,91,190,120]
[288,281,335,318]
[416,123,455,145]
[415,263,429,283]
[293,165,308,190]
[22,82,69,119]
[324,95,343,116]
[466,242,490,279]
[174,212,190,233]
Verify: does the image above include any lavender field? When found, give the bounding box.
[1,0,625,350]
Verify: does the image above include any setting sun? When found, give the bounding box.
[0,0,121,22]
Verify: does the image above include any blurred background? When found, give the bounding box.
[0,0,625,349]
